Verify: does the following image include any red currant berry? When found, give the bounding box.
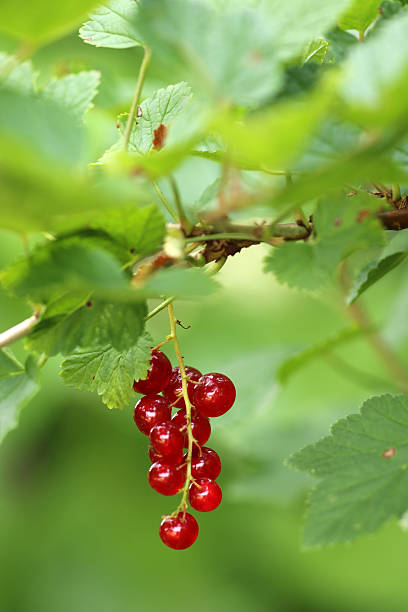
[189,446,221,480]
[133,395,171,435]
[148,444,183,465]
[148,460,186,496]
[193,373,236,417]
[188,478,222,512]
[159,512,199,549]
[133,350,172,395]
[149,422,184,460]
[172,409,211,447]
[163,366,202,408]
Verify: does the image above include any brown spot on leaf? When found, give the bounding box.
[153,124,167,150]
[137,106,143,117]
[86,300,93,308]
[382,447,396,459]
[356,209,371,223]
[116,122,120,129]
[334,217,343,227]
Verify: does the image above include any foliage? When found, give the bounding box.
[1,0,408,551]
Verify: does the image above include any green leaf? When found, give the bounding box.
[43,71,100,119]
[288,394,408,547]
[263,0,354,62]
[0,53,36,94]
[302,38,329,65]
[27,297,147,356]
[264,242,332,291]
[215,86,333,170]
[60,333,152,410]
[277,327,361,384]
[0,349,40,444]
[118,82,192,155]
[265,194,384,291]
[145,267,220,298]
[137,0,283,107]
[347,251,408,304]
[0,0,101,44]
[91,204,165,257]
[0,88,84,167]
[338,0,380,33]
[1,241,130,303]
[340,11,408,125]
[79,0,142,48]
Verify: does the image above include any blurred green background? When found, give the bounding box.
[1,16,408,612]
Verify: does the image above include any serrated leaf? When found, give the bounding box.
[137,0,282,107]
[112,82,193,156]
[347,251,408,304]
[288,394,408,547]
[60,333,151,410]
[265,194,385,291]
[277,327,361,384]
[79,0,142,48]
[264,242,331,291]
[0,0,101,44]
[302,38,329,65]
[43,71,100,119]
[27,297,147,356]
[91,204,165,257]
[338,0,380,33]
[0,349,40,444]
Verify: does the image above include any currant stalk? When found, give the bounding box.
[166,303,196,515]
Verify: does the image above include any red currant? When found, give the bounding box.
[148,460,186,496]
[189,446,221,480]
[148,444,183,465]
[133,395,171,435]
[172,409,211,447]
[193,373,236,417]
[150,422,184,460]
[133,350,172,395]
[163,366,202,408]
[188,478,222,512]
[159,512,199,549]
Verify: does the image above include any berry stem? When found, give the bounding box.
[167,303,195,515]
[123,45,152,151]
[0,309,41,349]
[152,182,179,222]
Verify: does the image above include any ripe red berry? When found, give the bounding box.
[163,366,202,408]
[172,409,211,447]
[133,395,171,435]
[148,443,183,465]
[148,460,186,496]
[192,373,236,417]
[188,478,222,512]
[159,512,199,549]
[189,446,221,480]
[133,350,172,395]
[150,422,184,460]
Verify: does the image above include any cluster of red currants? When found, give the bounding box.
[132,349,236,550]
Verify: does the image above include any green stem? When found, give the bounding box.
[123,46,152,151]
[168,176,192,232]
[145,296,175,321]
[152,182,178,221]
